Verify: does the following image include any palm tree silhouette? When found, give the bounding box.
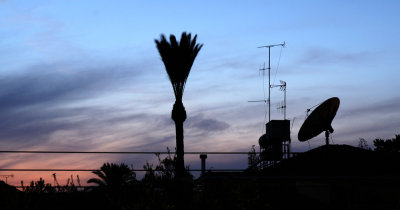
[155,32,203,179]
[87,162,136,191]
[87,163,136,208]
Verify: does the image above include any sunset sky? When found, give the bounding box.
[1,0,399,186]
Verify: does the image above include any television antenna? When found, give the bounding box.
[0,174,14,184]
[249,42,285,121]
[271,80,287,119]
[258,42,286,122]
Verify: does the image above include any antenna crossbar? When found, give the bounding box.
[258,41,286,49]
[248,100,269,103]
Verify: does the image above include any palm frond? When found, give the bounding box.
[92,170,108,183]
[87,162,136,189]
[155,32,203,100]
[87,178,106,187]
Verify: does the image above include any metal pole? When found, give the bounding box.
[325,131,330,145]
[284,84,286,120]
[200,154,207,175]
[268,46,271,122]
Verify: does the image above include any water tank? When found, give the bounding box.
[265,120,291,142]
[258,120,290,161]
[258,134,270,148]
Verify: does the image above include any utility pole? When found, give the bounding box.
[258,42,285,122]
[0,174,14,184]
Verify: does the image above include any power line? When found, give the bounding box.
[0,169,244,172]
[0,151,259,154]
[1,169,96,171]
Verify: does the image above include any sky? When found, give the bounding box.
[1,0,400,186]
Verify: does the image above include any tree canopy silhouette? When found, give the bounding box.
[373,134,400,153]
[87,162,136,191]
[155,32,203,179]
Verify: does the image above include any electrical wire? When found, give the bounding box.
[0,151,261,154]
[272,46,283,86]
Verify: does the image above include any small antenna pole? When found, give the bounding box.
[271,80,287,119]
[258,42,285,122]
[283,81,286,119]
[325,131,330,145]
[268,46,271,122]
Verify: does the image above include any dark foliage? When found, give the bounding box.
[86,162,137,209]
[140,149,194,209]
[247,145,259,171]
[373,134,400,153]
[22,178,54,193]
[22,176,78,193]
[358,138,371,150]
[87,162,136,190]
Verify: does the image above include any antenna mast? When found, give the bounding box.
[258,41,285,122]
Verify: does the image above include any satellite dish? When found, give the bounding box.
[298,97,340,144]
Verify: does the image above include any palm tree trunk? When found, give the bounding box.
[174,120,184,179]
[172,101,188,210]
[172,100,186,179]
